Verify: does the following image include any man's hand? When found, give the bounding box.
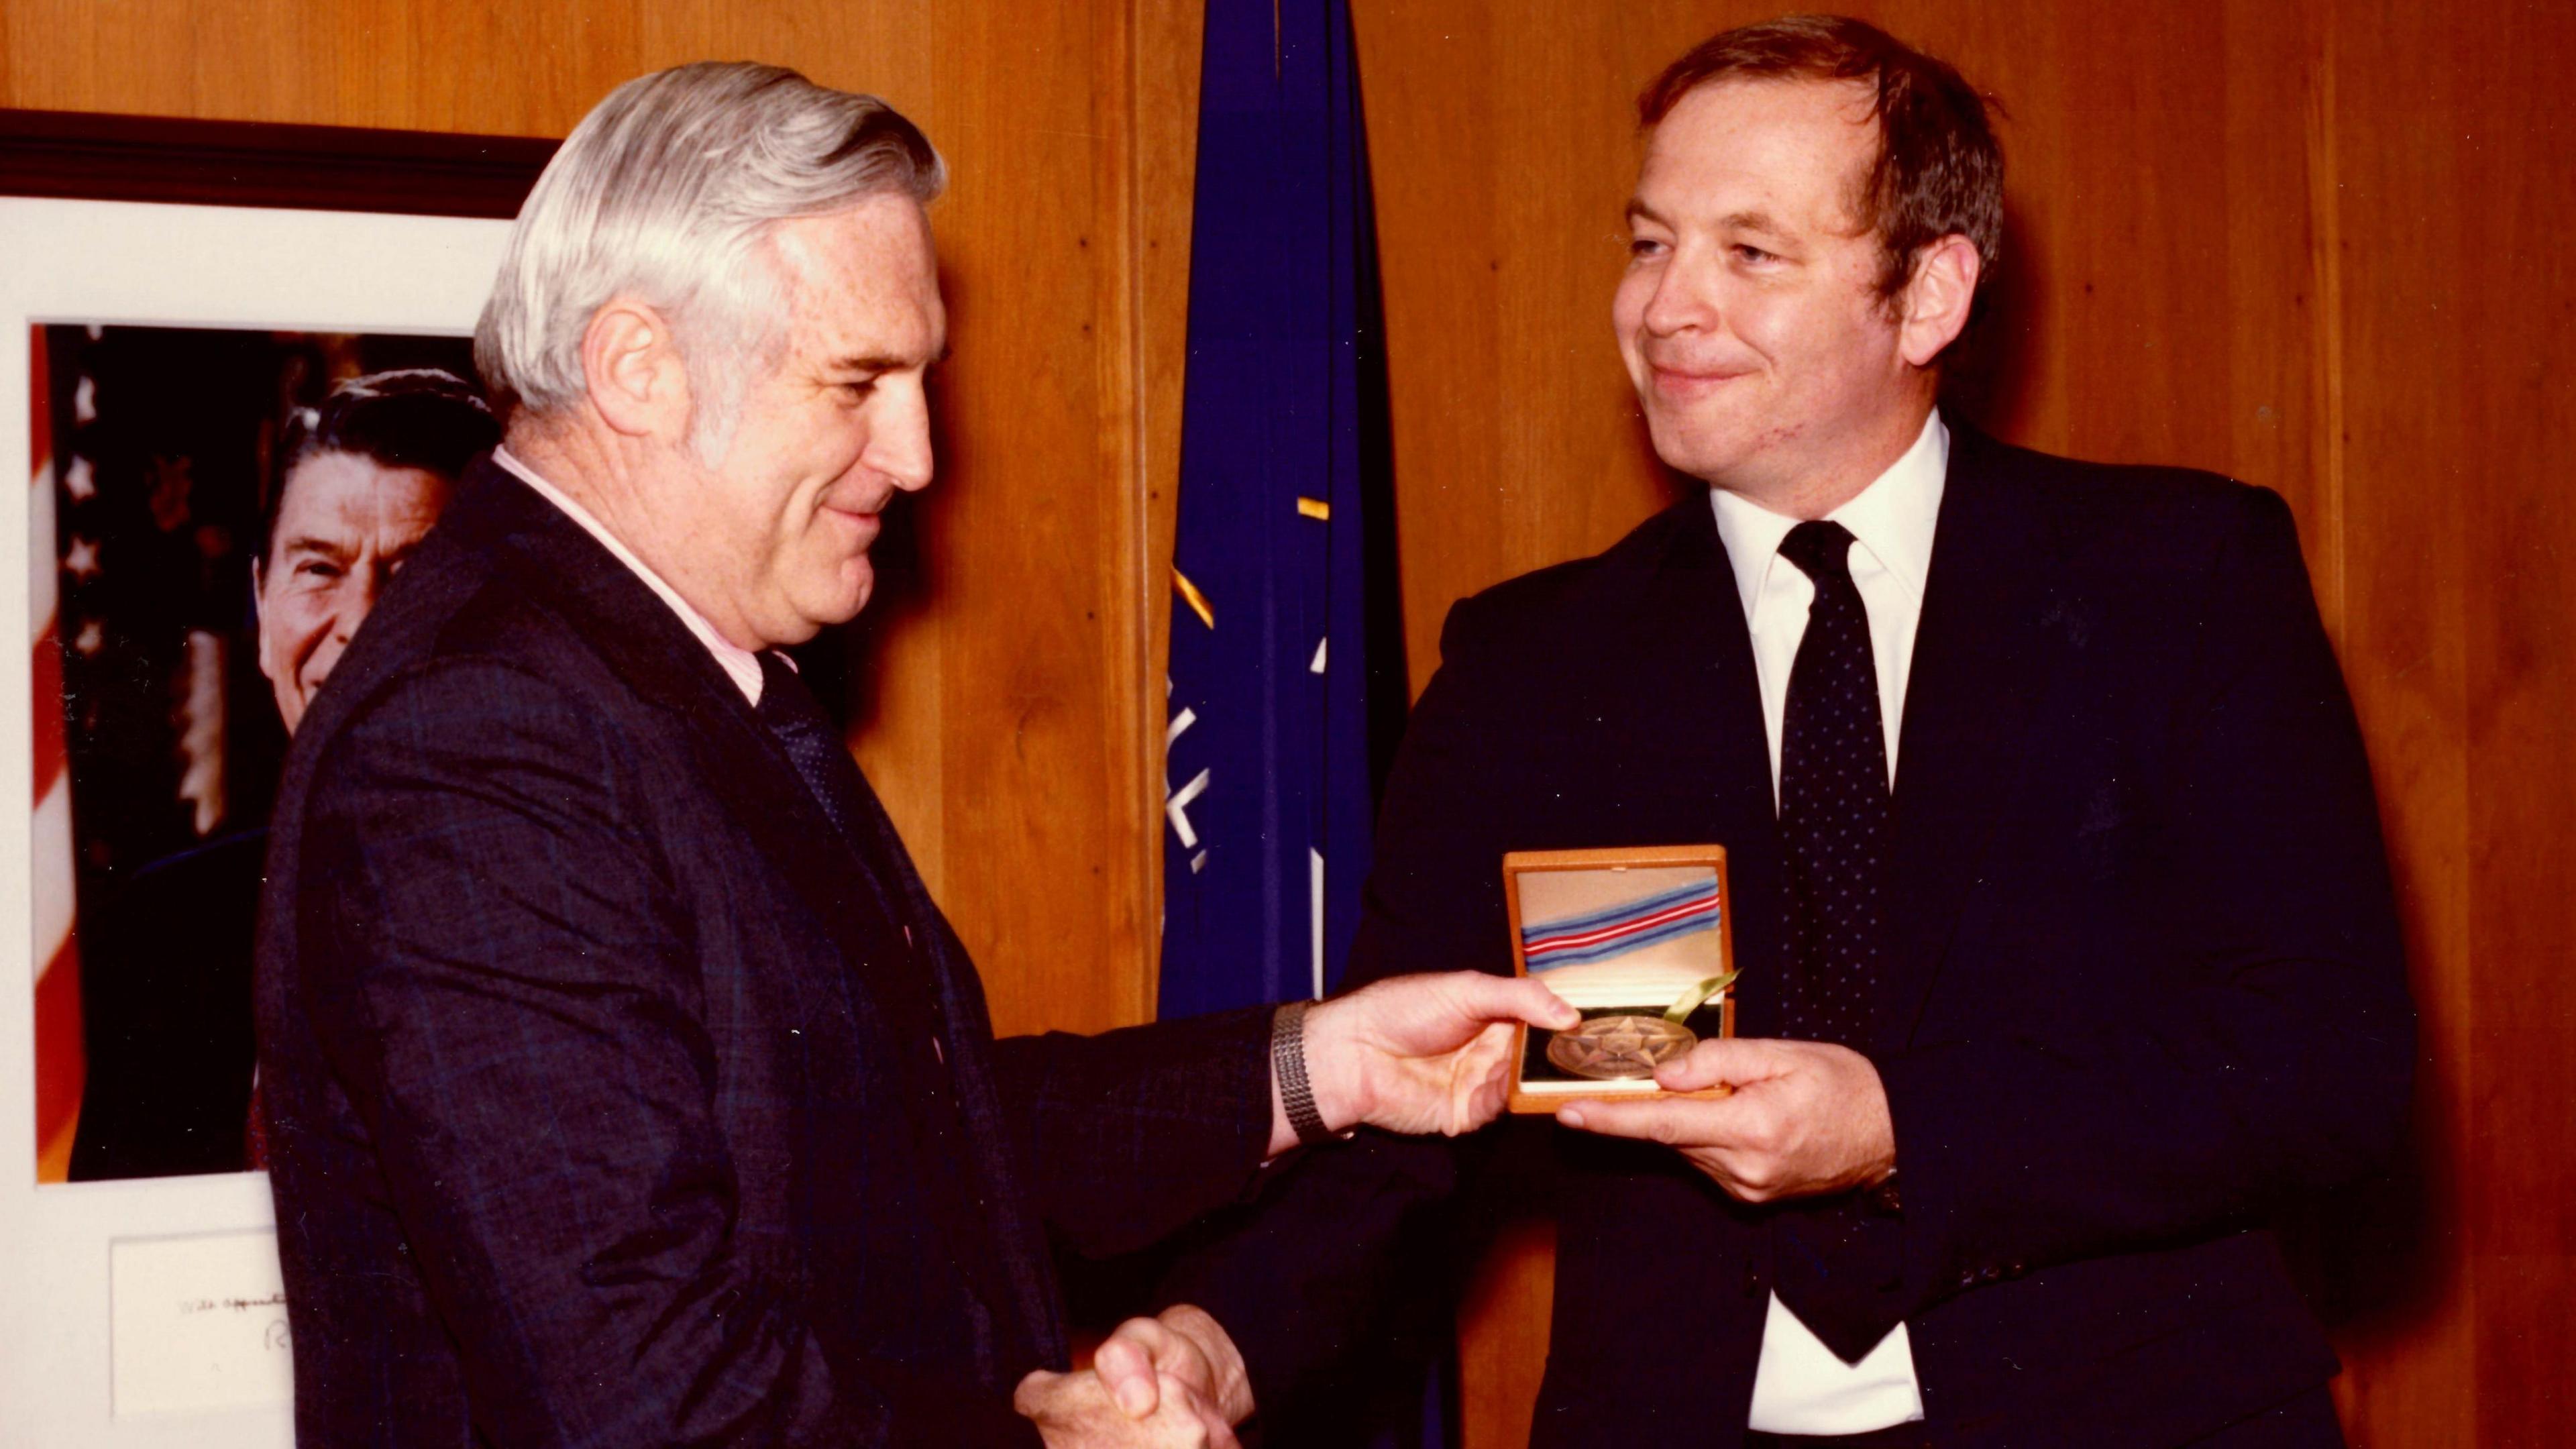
[1090,1303,1253,1430]
[1289,972,1578,1145]
[1553,1037,1895,1202]
[1015,1362,1236,1448]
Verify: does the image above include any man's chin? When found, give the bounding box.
[1644,419,1757,484]
[789,563,877,635]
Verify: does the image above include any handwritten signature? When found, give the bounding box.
[176,1292,288,1316]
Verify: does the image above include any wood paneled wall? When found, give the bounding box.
[1344,2,2575,1445]
[9,2,2567,1445]
[0,0,1205,1041]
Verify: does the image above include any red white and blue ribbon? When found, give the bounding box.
[1521,879,1723,970]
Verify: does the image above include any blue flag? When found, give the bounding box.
[1161,0,1403,1020]
[1159,8,1426,1438]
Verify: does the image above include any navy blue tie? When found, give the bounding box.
[754,649,959,1081]
[1776,521,1890,1048]
[755,650,910,929]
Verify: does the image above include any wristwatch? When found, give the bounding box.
[1271,1000,1337,1146]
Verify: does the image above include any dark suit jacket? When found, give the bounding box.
[255,460,1276,1447]
[70,827,264,1180]
[1169,427,2413,1448]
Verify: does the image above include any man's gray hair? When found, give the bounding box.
[475,62,944,454]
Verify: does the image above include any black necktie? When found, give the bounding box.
[755,651,910,930]
[1770,521,1902,1357]
[1775,520,1891,1049]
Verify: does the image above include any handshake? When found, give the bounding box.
[1014,971,1578,1446]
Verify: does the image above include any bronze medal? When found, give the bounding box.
[1545,1014,1697,1080]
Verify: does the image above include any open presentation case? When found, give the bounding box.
[1502,845,1737,1114]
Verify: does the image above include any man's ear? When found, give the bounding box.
[1897,234,1982,368]
[580,299,692,441]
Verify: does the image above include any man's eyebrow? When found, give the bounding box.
[1623,199,1798,241]
[826,343,953,375]
[276,531,355,564]
[829,352,915,374]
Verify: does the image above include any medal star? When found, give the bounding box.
[1550,1016,1696,1081]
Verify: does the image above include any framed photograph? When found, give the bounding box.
[2,109,547,1445]
[1502,845,1737,1114]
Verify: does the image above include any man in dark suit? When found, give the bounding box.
[1092,16,2414,1448]
[254,62,1573,1448]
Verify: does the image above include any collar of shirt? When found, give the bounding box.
[491,445,769,707]
[1708,408,1948,631]
[1707,409,1948,798]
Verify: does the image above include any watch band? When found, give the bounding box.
[1271,1000,1336,1146]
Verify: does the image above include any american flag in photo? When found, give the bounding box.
[1520,877,1723,971]
[30,327,84,1183]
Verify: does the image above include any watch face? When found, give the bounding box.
[1544,1014,1697,1080]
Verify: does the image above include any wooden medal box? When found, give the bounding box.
[1502,845,1737,1114]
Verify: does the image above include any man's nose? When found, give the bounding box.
[1642,251,1719,338]
[871,381,936,494]
[336,570,384,639]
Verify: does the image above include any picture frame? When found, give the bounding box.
[2,107,549,1446]
[1502,845,1737,1114]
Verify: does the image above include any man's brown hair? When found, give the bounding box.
[1640,14,2002,322]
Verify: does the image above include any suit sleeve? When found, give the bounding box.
[1861,486,2416,1343]
[987,1008,1276,1260]
[1147,597,1517,1422]
[297,656,1040,1449]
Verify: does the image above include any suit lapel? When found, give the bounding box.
[475,468,918,998]
[478,467,1066,1366]
[1872,426,2086,1055]
[1629,502,1792,1039]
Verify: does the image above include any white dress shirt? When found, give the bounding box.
[1709,409,1947,1435]
[492,447,769,707]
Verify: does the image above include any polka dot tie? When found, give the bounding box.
[1776,521,1888,1050]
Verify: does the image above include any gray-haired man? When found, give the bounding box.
[254,62,1572,1448]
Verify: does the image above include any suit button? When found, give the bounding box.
[1743,1260,1760,1297]
[2005,1260,2027,1279]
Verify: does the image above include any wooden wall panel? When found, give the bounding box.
[1347,2,2574,1446]
[2324,3,2576,1444]
[1,0,1183,1040]
[2313,3,2480,1439]
[890,0,1153,1036]
[7,1,2568,1444]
